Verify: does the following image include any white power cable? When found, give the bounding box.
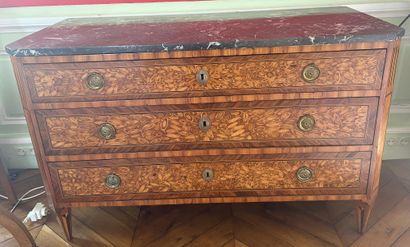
[21,191,46,201]
[10,186,45,213]
[1,189,45,202]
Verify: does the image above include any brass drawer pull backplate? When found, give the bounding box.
[105,174,121,188]
[98,123,116,140]
[296,167,313,182]
[297,114,316,132]
[85,72,105,90]
[302,64,320,82]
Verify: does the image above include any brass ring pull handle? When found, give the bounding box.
[98,123,116,140]
[202,168,214,181]
[85,72,105,90]
[105,174,121,188]
[296,167,313,182]
[196,69,209,85]
[297,114,316,132]
[302,63,320,82]
[198,116,211,131]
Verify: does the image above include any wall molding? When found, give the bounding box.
[347,2,410,18]
[0,102,26,125]
[390,104,410,114]
[0,16,63,34]
[387,104,410,134]
[0,136,31,145]
[387,127,410,134]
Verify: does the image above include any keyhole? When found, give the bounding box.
[202,169,213,181]
[196,70,209,85]
[199,116,211,131]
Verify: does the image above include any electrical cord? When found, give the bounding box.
[10,186,45,213]
[20,190,46,202]
[0,186,46,213]
[399,14,410,27]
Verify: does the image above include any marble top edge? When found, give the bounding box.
[6,33,403,57]
[5,6,405,57]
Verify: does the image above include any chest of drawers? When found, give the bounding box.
[6,7,404,241]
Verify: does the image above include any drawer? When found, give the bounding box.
[49,152,371,201]
[37,98,377,155]
[25,50,385,102]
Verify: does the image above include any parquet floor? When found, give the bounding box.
[1,159,410,247]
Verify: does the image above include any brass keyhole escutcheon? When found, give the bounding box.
[196,69,209,85]
[105,174,121,188]
[302,63,320,82]
[98,123,116,140]
[296,167,313,182]
[202,168,214,181]
[198,116,211,131]
[85,72,105,90]
[297,114,316,132]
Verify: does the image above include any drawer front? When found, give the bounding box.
[49,152,370,201]
[26,50,385,102]
[37,98,377,155]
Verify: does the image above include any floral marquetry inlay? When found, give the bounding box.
[56,159,363,197]
[44,105,370,149]
[7,6,403,239]
[29,50,384,100]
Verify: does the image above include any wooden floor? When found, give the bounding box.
[1,159,410,247]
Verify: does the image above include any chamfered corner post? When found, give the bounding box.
[356,200,374,233]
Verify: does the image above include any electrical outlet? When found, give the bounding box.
[16,147,26,156]
[15,147,35,156]
[400,137,409,145]
[386,138,397,146]
[0,143,38,169]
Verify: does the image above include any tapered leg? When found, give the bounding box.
[356,201,373,233]
[56,207,72,241]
